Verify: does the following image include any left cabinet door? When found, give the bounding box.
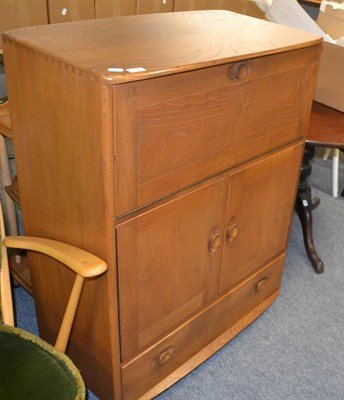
[116,177,228,361]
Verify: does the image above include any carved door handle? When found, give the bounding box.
[208,226,221,253]
[226,218,239,241]
[227,224,239,241]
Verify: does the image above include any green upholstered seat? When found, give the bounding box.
[0,208,86,400]
[0,325,85,400]
[0,200,106,400]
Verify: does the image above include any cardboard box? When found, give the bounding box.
[314,41,344,112]
[317,0,344,40]
[314,1,344,112]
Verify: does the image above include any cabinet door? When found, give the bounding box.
[173,0,266,18]
[47,0,95,23]
[117,178,228,360]
[174,0,210,10]
[0,0,48,48]
[137,0,173,14]
[95,0,136,18]
[219,144,303,293]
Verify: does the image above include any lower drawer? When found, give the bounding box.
[121,254,285,400]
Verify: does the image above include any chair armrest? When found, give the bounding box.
[3,236,107,277]
[3,236,107,352]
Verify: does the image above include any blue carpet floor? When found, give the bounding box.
[11,154,344,399]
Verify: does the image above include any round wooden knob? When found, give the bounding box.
[210,234,221,249]
[227,224,239,241]
[208,227,221,253]
[158,348,173,365]
[229,62,251,80]
[255,277,268,292]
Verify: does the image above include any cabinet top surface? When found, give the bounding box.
[4,10,322,84]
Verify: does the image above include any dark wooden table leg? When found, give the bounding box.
[295,144,324,273]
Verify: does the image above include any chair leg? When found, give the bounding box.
[0,136,21,264]
[0,202,15,326]
[0,136,18,235]
[332,148,339,198]
[322,147,331,160]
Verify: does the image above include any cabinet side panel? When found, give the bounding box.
[3,38,120,399]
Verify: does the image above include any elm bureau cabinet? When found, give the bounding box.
[4,11,321,400]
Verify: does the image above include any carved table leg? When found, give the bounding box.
[295,144,324,273]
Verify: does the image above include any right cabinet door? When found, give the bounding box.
[219,143,303,293]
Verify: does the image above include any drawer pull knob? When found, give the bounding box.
[229,62,251,80]
[255,277,268,292]
[158,347,173,365]
[208,227,221,253]
[227,223,239,241]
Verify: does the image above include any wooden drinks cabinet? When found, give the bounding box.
[3,11,321,400]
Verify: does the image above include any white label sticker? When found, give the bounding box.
[107,67,125,73]
[126,67,147,73]
[302,200,308,207]
[61,8,68,16]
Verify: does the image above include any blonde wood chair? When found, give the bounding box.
[1,50,20,248]
[0,99,32,292]
[322,147,342,198]
[0,101,18,238]
[1,50,34,291]
[0,200,107,399]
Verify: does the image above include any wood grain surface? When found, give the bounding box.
[3,10,322,84]
[121,255,285,400]
[3,10,321,400]
[306,102,344,148]
[114,46,320,215]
